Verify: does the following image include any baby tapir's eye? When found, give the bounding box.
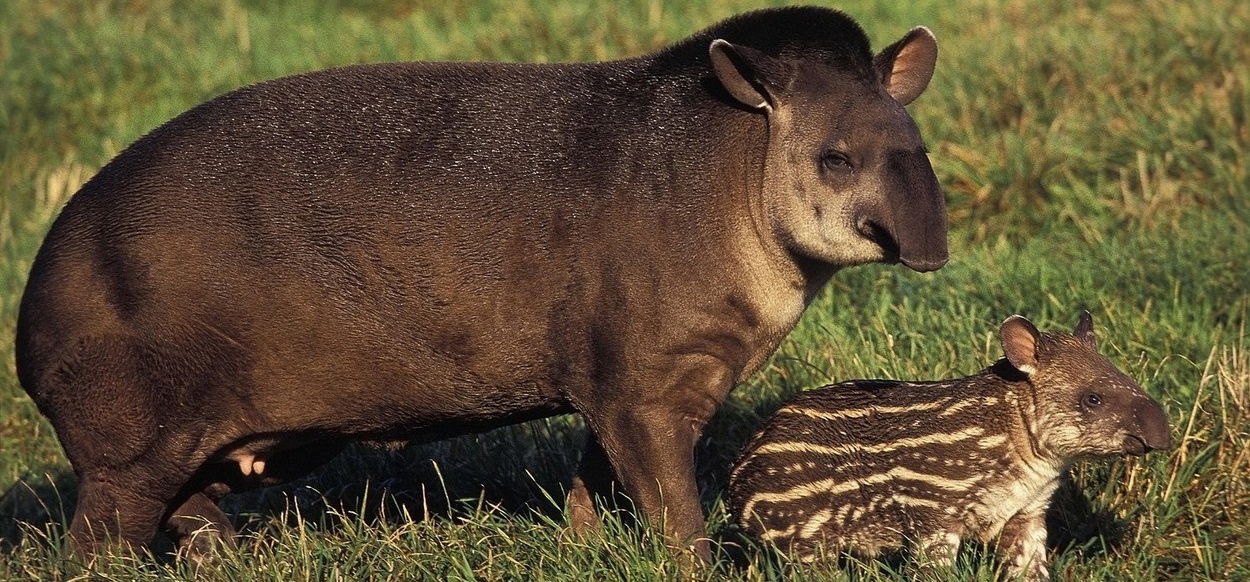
[1084,393,1103,407]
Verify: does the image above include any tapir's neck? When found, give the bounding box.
[795,254,842,300]
[1004,379,1064,470]
[599,63,838,378]
[720,105,840,330]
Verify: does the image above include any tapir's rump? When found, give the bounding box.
[16,6,947,559]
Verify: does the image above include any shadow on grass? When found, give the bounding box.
[0,469,76,549]
[221,416,589,539]
[0,399,1131,574]
[1045,477,1130,556]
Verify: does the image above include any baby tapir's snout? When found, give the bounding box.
[1125,397,1172,454]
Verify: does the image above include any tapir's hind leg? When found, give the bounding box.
[46,346,194,559]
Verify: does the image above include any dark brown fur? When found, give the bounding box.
[16,7,948,559]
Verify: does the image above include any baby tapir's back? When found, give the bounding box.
[729,314,1172,580]
[727,376,1034,556]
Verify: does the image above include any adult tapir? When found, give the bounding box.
[16,6,947,560]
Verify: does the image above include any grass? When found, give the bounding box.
[1,0,1247,579]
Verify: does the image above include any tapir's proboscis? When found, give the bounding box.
[16,7,948,560]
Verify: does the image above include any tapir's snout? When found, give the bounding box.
[900,253,948,272]
[1124,398,1173,455]
[1137,399,1174,451]
[882,149,948,272]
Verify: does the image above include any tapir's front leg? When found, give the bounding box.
[996,502,1051,581]
[580,355,735,560]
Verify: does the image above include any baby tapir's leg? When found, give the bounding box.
[566,434,615,536]
[996,504,1050,582]
[162,492,236,561]
[913,529,961,573]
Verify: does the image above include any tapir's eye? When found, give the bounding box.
[820,149,853,173]
[1084,393,1103,407]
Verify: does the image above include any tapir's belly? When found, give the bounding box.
[227,297,577,438]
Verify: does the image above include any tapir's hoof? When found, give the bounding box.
[177,525,237,568]
[563,504,604,542]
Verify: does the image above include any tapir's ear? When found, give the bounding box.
[873,26,938,106]
[709,39,791,111]
[1074,310,1097,348]
[1000,315,1041,376]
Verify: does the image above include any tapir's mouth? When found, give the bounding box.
[856,217,947,272]
[1122,434,1150,456]
[857,219,901,263]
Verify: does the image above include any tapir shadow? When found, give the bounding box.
[0,418,589,556]
[236,401,770,539]
[0,470,77,549]
[0,400,1129,572]
[223,416,588,538]
[1044,476,1130,556]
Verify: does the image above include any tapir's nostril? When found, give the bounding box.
[856,218,901,259]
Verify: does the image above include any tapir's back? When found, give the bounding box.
[33,60,649,277]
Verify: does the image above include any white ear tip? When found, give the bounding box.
[710,38,732,50]
[1016,363,1037,376]
[911,25,936,40]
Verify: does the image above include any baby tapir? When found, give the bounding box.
[727,312,1171,581]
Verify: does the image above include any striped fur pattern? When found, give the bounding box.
[727,316,1170,581]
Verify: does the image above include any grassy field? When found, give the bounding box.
[1,0,1248,579]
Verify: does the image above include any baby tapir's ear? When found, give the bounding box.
[1074,310,1097,349]
[1000,315,1041,376]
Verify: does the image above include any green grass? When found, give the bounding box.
[2,0,1248,579]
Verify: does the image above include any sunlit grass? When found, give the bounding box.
[1,0,1247,579]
